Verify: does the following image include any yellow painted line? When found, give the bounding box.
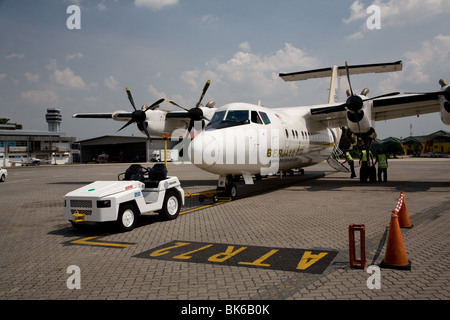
[184,190,224,198]
[180,172,337,215]
[70,235,134,248]
[180,200,229,215]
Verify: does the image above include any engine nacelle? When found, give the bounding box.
[346,98,374,135]
[439,82,450,125]
[147,109,169,135]
[112,110,129,122]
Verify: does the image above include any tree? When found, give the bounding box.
[0,118,22,129]
[385,141,405,157]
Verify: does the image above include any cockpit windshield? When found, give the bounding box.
[225,110,249,122]
[206,110,250,130]
[209,111,226,124]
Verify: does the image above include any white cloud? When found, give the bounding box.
[379,34,450,91]
[181,69,201,90]
[147,84,187,109]
[97,3,107,11]
[66,53,83,62]
[343,0,367,24]
[344,0,450,39]
[25,72,40,83]
[213,43,318,82]
[4,53,24,60]
[181,42,319,105]
[200,14,218,27]
[0,74,7,81]
[347,31,364,40]
[134,0,178,10]
[375,0,450,27]
[51,67,87,89]
[104,75,119,90]
[353,0,450,25]
[239,41,251,53]
[21,89,58,104]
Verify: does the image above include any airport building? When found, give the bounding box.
[77,135,180,163]
[0,108,78,167]
[373,130,450,156]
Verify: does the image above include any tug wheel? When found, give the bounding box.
[118,203,137,231]
[159,189,181,220]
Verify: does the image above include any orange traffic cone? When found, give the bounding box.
[398,192,413,228]
[380,213,411,270]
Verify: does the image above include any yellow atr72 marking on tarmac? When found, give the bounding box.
[69,235,135,248]
[134,240,338,274]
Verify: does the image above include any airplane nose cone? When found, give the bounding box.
[189,132,221,168]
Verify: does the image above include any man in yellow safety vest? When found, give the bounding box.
[343,151,356,178]
[375,148,388,182]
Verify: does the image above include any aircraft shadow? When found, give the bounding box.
[295,178,449,193]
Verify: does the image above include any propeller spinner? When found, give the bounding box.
[168,80,211,132]
[117,87,164,143]
[342,61,400,112]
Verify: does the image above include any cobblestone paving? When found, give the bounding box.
[0,159,449,301]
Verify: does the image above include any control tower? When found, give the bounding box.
[45,108,62,132]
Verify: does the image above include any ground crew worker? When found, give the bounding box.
[359,149,374,182]
[343,151,356,178]
[375,149,388,182]
[359,149,373,168]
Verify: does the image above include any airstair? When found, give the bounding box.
[326,146,350,172]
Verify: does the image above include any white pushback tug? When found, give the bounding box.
[63,163,184,231]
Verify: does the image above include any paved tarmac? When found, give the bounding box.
[0,158,449,305]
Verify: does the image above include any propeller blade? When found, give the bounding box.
[142,123,153,144]
[310,104,346,115]
[406,86,450,101]
[168,100,189,111]
[363,92,400,101]
[345,61,354,96]
[187,120,194,133]
[117,118,135,132]
[146,98,165,112]
[196,80,211,108]
[126,88,137,111]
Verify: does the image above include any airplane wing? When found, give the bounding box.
[72,111,196,120]
[73,112,132,120]
[282,61,444,127]
[280,61,403,82]
[309,92,441,127]
[372,92,440,121]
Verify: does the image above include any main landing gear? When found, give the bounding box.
[217,175,238,200]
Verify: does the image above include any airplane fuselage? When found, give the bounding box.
[186,102,339,180]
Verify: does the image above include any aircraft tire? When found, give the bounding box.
[227,183,238,200]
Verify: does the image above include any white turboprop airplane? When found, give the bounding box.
[73,61,449,197]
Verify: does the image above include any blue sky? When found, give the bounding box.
[1,0,449,140]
